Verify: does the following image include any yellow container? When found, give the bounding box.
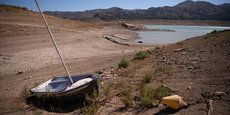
[161,95,186,110]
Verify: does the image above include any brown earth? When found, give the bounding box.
[0,10,152,115]
[0,8,230,115]
[98,30,230,115]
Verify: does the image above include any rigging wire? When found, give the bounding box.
[34,0,74,84]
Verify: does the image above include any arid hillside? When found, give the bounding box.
[96,30,230,115]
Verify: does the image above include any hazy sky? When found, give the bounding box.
[1,0,230,11]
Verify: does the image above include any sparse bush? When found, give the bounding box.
[118,58,129,68]
[82,89,99,115]
[139,84,155,108]
[138,83,172,108]
[142,71,153,83]
[211,30,217,34]
[82,104,98,115]
[154,85,171,101]
[19,86,30,101]
[118,68,135,78]
[33,110,43,115]
[121,87,133,107]
[154,64,173,77]
[102,84,113,100]
[153,47,161,53]
[134,51,149,60]
[155,47,160,50]
[176,42,183,46]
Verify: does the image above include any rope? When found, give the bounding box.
[35,0,74,84]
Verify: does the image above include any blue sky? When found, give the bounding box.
[1,0,230,11]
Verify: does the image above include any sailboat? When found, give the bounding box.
[30,0,99,101]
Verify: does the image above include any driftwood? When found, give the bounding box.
[121,22,146,30]
[103,34,128,45]
[174,48,186,52]
[207,100,213,115]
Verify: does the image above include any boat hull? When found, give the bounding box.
[28,74,99,103]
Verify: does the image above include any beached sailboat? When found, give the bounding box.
[30,0,98,101]
[31,74,98,101]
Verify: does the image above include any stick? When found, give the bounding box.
[34,0,73,84]
[207,100,213,115]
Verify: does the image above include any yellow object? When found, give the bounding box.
[162,95,187,110]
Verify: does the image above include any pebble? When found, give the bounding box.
[181,52,187,55]
[16,70,24,75]
[214,91,226,96]
[187,86,192,90]
[174,48,186,52]
[190,57,198,61]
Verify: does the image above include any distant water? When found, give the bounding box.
[136,25,230,44]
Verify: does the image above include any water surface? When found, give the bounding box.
[136,25,230,44]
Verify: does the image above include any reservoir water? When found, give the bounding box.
[136,25,230,44]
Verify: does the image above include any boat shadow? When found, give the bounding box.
[26,96,86,113]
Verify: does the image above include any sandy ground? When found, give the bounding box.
[0,11,153,114]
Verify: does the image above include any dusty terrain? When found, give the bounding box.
[97,30,230,115]
[0,9,150,114]
[0,7,230,115]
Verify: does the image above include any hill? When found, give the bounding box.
[44,1,230,21]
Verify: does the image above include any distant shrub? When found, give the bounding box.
[206,30,218,35]
[139,84,155,108]
[138,83,171,108]
[118,58,129,68]
[19,86,30,101]
[154,85,171,101]
[121,87,133,107]
[82,103,98,115]
[102,84,113,100]
[142,71,153,83]
[82,89,99,115]
[118,68,134,77]
[211,30,217,34]
[134,51,149,60]
[154,64,173,77]
[155,47,160,50]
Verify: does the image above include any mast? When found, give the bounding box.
[35,0,74,84]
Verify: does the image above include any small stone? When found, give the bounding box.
[214,91,226,96]
[98,70,103,74]
[158,103,164,107]
[181,52,187,55]
[190,57,198,61]
[17,70,24,75]
[152,101,159,107]
[174,48,185,52]
[138,41,143,43]
[199,50,204,53]
[187,86,192,90]
[187,67,194,70]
